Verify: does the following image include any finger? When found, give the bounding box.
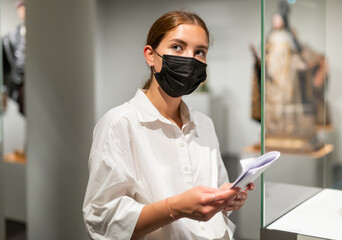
[236,192,247,201]
[210,201,231,212]
[231,187,242,192]
[228,197,246,206]
[200,192,221,204]
[219,183,233,190]
[212,189,239,202]
[225,201,245,211]
[209,200,226,206]
[223,207,234,211]
[199,185,222,193]
[228,200,241,207]
[234,199,245,207]
[245,183,255,191]
[224,200,244,210]
[224,205,241,211]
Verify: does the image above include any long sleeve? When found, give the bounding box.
[83,114,145,240]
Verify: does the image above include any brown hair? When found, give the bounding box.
[143,11,210,90]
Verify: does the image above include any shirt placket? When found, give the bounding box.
[174,126,193,188]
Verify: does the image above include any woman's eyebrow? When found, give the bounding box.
[197,45,208,50]
[169,38,208,50]
[169,38,187,46]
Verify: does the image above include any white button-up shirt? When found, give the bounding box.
[83,89,235,240]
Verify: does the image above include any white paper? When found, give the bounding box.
[230,151,281,189]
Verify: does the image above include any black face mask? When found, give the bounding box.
[153,51,207,98]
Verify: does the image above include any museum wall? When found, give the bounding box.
[25,0,95,239]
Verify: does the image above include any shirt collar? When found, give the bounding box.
[129,89,197,128]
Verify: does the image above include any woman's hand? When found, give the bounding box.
[132,184,247,239]
[219,183,255,211]
[168,185,240,221]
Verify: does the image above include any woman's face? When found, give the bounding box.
[153,24,209,73]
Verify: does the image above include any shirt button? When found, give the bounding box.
[200,225,205,231]
[184,166,190,171]
[179,142,185,147]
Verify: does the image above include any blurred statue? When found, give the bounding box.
[251,0,329,152]
[2,1,26,163]
[3,0,26,115]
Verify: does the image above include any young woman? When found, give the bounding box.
[83,11,254,240]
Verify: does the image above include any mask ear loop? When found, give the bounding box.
[152,49,163,74]
[153,49,163,59]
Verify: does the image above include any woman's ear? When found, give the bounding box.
[143,45,154,67]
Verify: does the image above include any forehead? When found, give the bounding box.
[162,24,209,47]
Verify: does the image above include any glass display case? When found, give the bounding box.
[260,0,342,239]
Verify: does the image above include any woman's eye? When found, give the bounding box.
[172,45,182,51]
[195,50,205,56]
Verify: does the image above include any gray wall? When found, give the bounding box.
[26,0,95,239]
